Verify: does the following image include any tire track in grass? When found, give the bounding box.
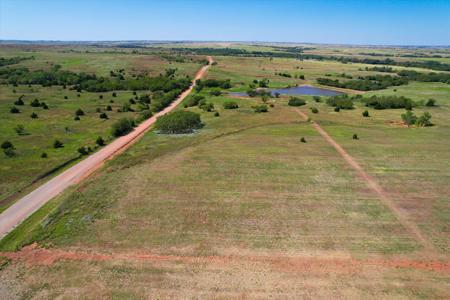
[293,108,437,254]
[1,244,448,273]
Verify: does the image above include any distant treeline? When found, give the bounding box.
[167,47,450,71]
[397,70,450,84]
[326,94,417,110]
[0,56,34,67]
[0,65,192,92]
[322,56,450,72]
[359,52,444,58]
[317,69,450,91]
[317,75,408,91]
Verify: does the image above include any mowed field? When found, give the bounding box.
[0,46,449,299]
[0,46,201,207]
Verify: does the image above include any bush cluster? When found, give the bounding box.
[155,111,203,134]
[288,97,306,106]
[326,95,354,109]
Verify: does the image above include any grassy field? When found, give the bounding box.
[0,44,449,299]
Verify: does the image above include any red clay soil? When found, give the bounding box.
[0,57,213,239]
[294,108,436,254]
[1,244,448,274]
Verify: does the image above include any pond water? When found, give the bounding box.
[230,85,344,97]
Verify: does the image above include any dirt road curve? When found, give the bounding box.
[0,56,213,239]
[294,108,436,254]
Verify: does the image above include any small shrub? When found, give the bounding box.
[64,96,68,100]
[3,148,15,157]
[416,112,433,127]
[53,139,64,148]
[199,102,214,112]
[106,105,112,111]
[14,99,24,105]
[425,98,436,107]
[334,106,340,112]
[75,108,85,116]
[353,134,359,140]
[41,103,49,109]
[1,141,14,150]
[300,137,306,143]
[310,107,319,114]
[30,112,38,119]
[112,92,117,97]
[112,118,135,137]
[155,111,202,134]
[254,105,268,113]
[14,125,28,136]
[96,136,105,146]
[214,111,220,117]
[99,112,108,119]
[41,152,48,158]
[10,106,20,113]
[288,97,306,106]
[209,90,222,96]
[313,96,321,102]
[30,99,40,107]
[99,95,103,99]
[223,101,239,109]
[139,110,152,121]
[247,88,258,97]
[362,110,370,117]
[78,146,89,156]
[401,110,417,126]
[74,116,80,121]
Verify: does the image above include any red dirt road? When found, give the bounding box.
[1,244,448,273]
[0,57,213,239]
[294,108,436,253]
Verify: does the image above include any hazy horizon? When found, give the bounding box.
[1,0,450,46]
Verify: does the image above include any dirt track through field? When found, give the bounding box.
[294,108,436,254]
[0,57,213,239]
[1,244,448,273]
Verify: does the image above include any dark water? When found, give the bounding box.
[230,85,343,97]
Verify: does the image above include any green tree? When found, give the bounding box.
[401,110,417,126]
[112,118,135,137]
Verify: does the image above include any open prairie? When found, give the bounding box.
[0,43,449,299]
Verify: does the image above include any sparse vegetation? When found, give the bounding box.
[223,101,239,109]
[253,104,268,113]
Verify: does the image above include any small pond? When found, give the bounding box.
[230,85,344,97]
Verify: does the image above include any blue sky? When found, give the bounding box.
[1,0,449,45]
